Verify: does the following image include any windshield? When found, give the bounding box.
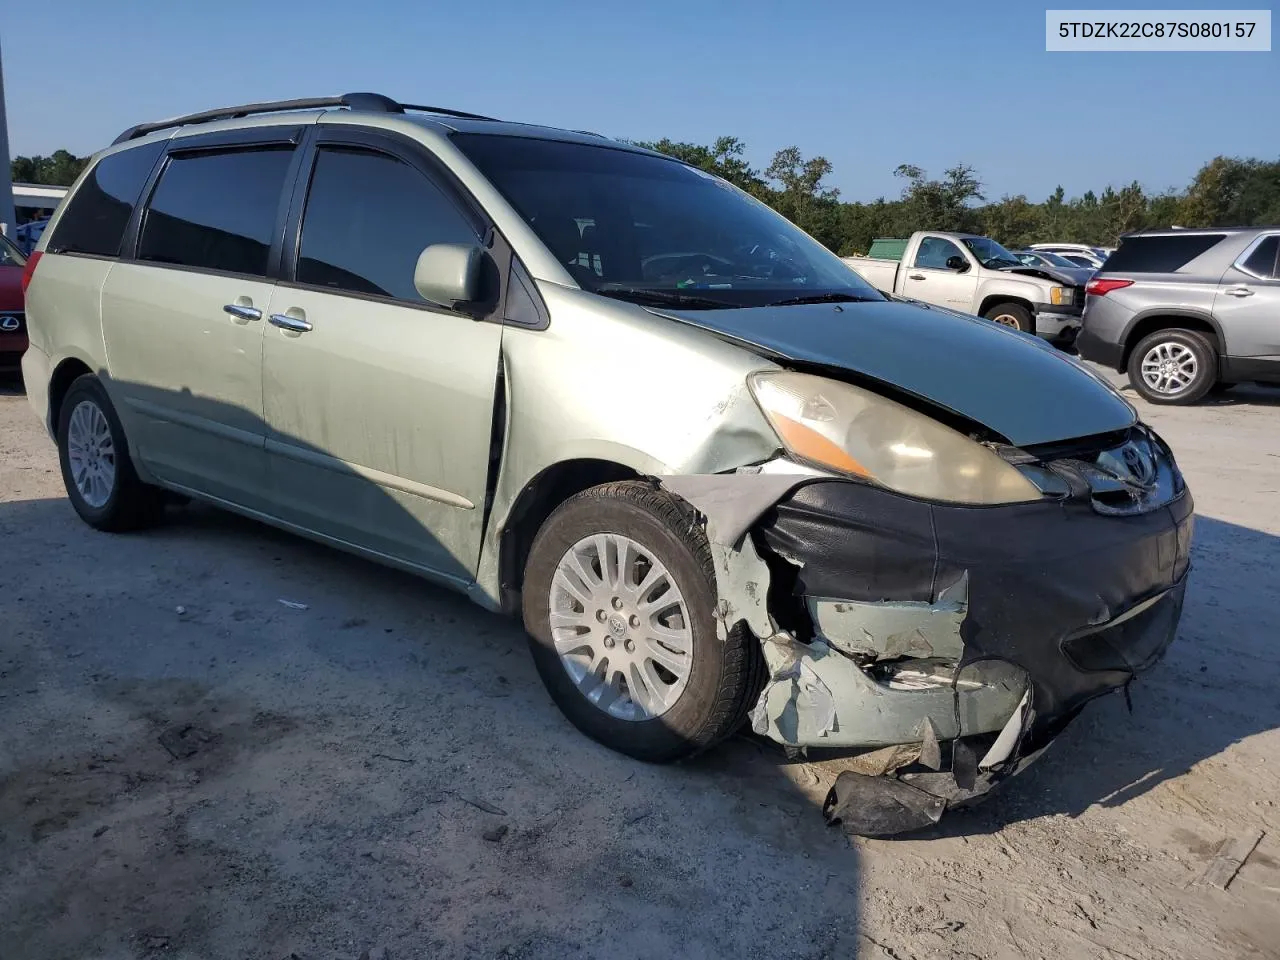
[1018,251,1077,269]
[0,233,25,268]
[1064,254,1098,267]
[1038,251,1079,268]
[452,134,883,309]
[960,236,1021,268]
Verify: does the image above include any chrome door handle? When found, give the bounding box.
[1225,286,1254,297]
[269,313,313,333]
[223,303,262,321]
[908,274,926,281]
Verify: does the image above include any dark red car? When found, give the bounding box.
[0,232,27,370]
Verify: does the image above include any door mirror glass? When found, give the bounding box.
[945,255,969,273]
[414,243,485,309]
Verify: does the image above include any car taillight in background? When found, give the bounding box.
[1085,278,1133,297]
[21,251,42,295]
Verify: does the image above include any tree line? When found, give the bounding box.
[633,137,1280,254]
[14,141,1280,253]
[10,150,90,191]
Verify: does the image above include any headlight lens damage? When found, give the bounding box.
[748,371,1042,505]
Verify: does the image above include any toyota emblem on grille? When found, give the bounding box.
[0,316,18,332]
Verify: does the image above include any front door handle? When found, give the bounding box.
[1224,286,1254,297]
[223,303,262,322]
[908,274,926,281]
[269,313,313,333]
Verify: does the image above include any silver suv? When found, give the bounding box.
[22,93,1193,834]
[1077,227,1280,404]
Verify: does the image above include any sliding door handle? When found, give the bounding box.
[269,313,313,333]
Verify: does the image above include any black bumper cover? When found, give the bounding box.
[757,479,1193,835]
[1032,301,1083,318]
[1075,327,1125,370]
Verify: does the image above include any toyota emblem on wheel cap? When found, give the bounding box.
[0,316,18,332]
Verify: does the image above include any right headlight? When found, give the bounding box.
[748,371,1042,505]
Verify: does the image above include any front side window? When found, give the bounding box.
[45,140,165,258]
[296,147,479,301]
[914,237,964,270]
[138,147,294,277]
[452,134,882,310]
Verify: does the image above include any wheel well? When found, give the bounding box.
[48,358,93,431]
[1122,315,1221,370]
[977,295,1033,318]
[498,458,641,614]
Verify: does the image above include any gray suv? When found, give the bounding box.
[1077,227,1280,404]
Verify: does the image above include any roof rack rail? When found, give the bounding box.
[112,93,497,145]
[399,103,497,122]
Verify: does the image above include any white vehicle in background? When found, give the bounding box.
[1029,243,1111,269]
[842,231,1085,341]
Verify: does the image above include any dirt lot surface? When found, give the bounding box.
[2,368,1278,960]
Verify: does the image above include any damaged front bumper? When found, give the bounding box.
[664,434,1193,836]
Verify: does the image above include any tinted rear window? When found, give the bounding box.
[1103,234,1226,273]
[138,147,294,277]
[45,141,165,257]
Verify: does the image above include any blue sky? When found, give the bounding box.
[3,0,1276,203]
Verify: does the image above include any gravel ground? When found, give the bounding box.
[1,368,1278,960]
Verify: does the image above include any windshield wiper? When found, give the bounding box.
[595,286,736,309]
[765,292,882,307]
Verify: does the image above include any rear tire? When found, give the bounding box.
[1127,329,1217,405]
[57,374,162,531]
[522,480,765,763]
[983,302,1033,334]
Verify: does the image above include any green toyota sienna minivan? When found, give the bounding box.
[20,93,1193,835]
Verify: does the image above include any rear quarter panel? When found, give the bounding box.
[1111,278,1223,346]
[23,253,115,429]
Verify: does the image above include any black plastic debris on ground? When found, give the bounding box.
[157,724,216,761]
[822,771,946,838]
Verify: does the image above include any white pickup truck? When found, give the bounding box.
[842,231,1085,341]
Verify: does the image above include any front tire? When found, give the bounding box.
[1127,329,1218,405]
[57,374,162,531]
[522,480,764,763]
[983,302,1034,334]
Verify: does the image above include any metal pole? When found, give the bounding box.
[0,37,17,238]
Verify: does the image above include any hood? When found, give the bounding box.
[656,300,1136,447]
[1001,264,1091,287]
[0,265,23,312]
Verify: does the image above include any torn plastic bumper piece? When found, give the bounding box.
[748,633,1028,748]
[757,478,1193,728]
[661,464,1193,835]
[756,477,1192,836]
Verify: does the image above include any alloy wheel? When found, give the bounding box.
[1140,341,1198,396]
[548,533,693,722]
[66,399,117,508]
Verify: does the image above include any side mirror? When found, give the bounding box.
[414,243,486,309]
[945,255,970,273]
